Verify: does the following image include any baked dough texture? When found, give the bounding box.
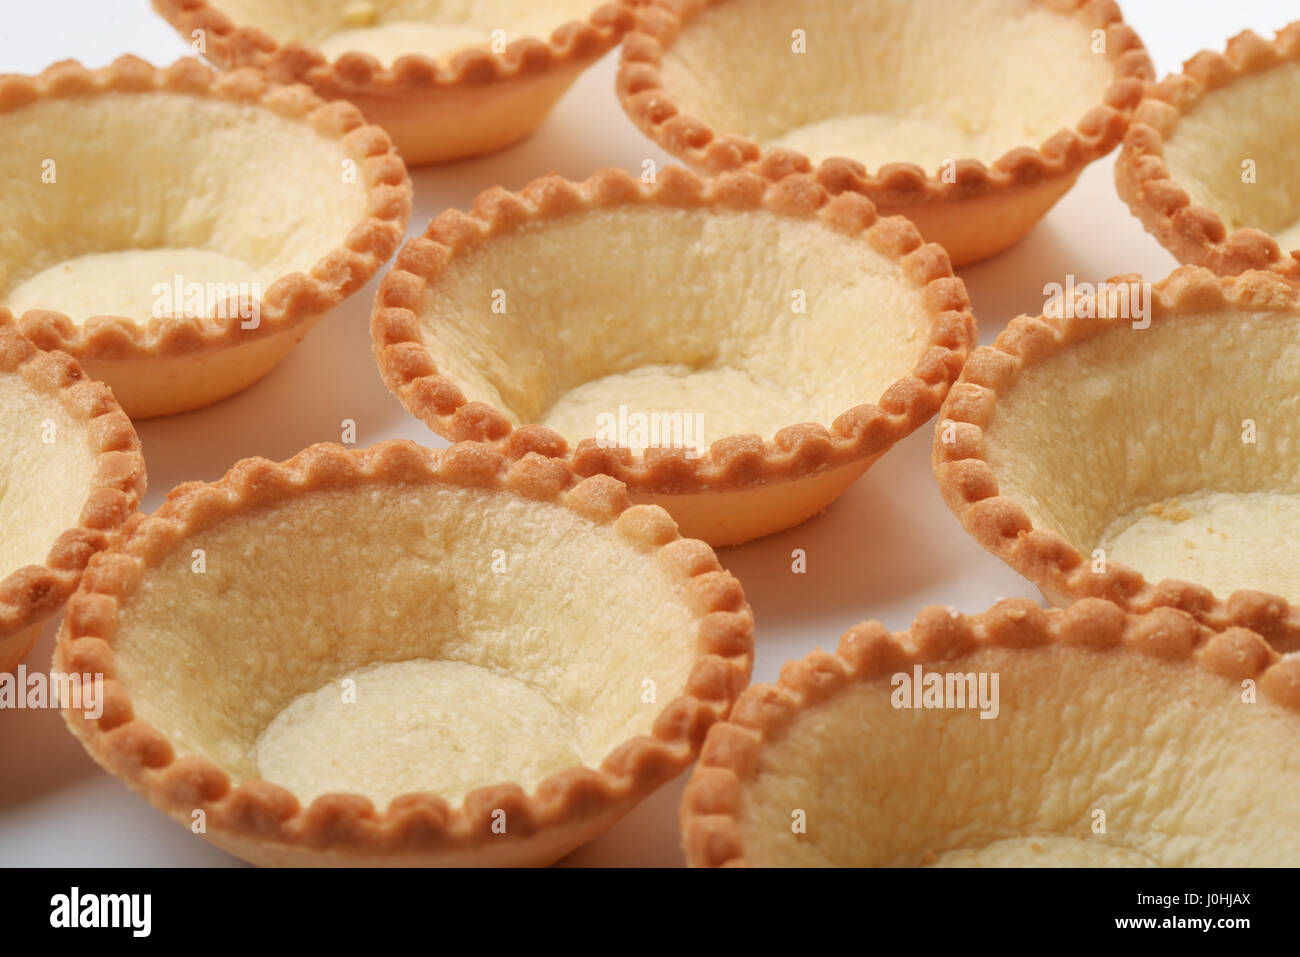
[1116,23,1300,279]
[935,266,1300,648]
[0,315,146,673]
[682,600,1300,867]
[0,93,363,326]
[58,441,753,866]
[654,0,1112,173]
[0,58,411,419]
[206,0,609,66]
[1162,63,1300,255]
[418,207,928,452]
[0,373,97,578]
[618,0,1151,265]
[986,312,1300,604]
[373,167,976,545]
[735,646,1297,867]
[115,483,700,804]
[151,1,635,165]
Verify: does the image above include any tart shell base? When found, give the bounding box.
[150,0,635,168]
[345,61,590,166]
[631,457,874,547]
[878,175,1080,268]
[69,317,321,420]
[1,57,412,421]
[55,440,754,867]
[373,167,976,549]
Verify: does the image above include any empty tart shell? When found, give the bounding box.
[682,598,1300,867]
[57,440,753,867]
[935,266,1300,651]
[1116,23,1300,279]
[152,0,640,165]
[1,55,411,419]
[371,166,976,548]
[617,0,1152,266]
[0,313,145,673]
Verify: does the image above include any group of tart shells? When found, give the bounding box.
[4,0,1300,866]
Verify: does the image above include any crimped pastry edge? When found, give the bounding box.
[371,164,977,495]
[0,314,146,644]
[56,439,754,863]
[681,596,1300,867]
[151,0,638,97]
[933,265,1300,648]
[617,0,1153,204]
[1,54,412,365]
[1115,21,1300,279]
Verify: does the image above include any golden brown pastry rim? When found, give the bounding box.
[151,0,637,97]
[57,439,755,860]
[371,165,977,495]
[0,314,146,645]
[1115,22,1300,279]
[616,0,1153,203]
[2,55,412,366]
[932,265,1300,648]
[680,597,1300,867]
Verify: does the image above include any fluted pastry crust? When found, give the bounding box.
[618,0,1150,209]
[934,266,1300,649]
[682,597,1300,867]
[0,314,145,670]
[372,166,975,503]
[57,440,753,866]
[1115,22,1300,279]
[153,0,635,97]
[2,55,410,411]
[150,0,639,164]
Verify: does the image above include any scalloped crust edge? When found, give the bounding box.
[617,0,1153,204]
[933,265,1300,651]
[1115,21,1300,280]
[151,0,638,96]
[0,314,146,672]
[55,439,754,866]
[2,55,412,369]
[371,164,977,501]
[681,596,1300,867]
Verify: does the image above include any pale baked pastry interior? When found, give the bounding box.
[1158,61,1300,255]
[0,92,365,325]
[983,313,1300,603]
[654,0,1113,173]
[112,483,701,807]
[0,317,146,674]
[418,206,931,455]
[732,641,1299,866]
[0,371,97,579]
[205,0,606,65]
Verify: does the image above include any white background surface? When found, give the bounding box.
[0,0,1294,867]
